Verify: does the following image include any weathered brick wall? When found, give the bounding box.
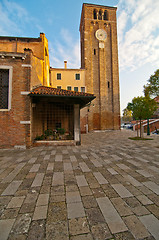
[0,52,31,148]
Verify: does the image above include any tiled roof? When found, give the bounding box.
[29,86,95,98]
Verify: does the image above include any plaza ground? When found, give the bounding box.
[0,130,159,239]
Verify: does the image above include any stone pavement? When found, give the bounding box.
[0,130,159,240]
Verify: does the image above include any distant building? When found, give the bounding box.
[0,3,120,148]
[153,96,159,118]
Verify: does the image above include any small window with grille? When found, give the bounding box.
[57,73,61,80]
[57,86,61,89]
[74,87,78,92]
[75,74,80,80]
[67,86,72,90]
[81,87,85,93]
[0,69,9,109]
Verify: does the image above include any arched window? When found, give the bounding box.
[93,9,97,19]
[104,10,108,20]
[98,10,102,20]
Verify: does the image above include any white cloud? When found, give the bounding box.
[49,29,80,69]
[0,0,42,37]
[118,0,159,71]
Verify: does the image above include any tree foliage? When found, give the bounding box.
[122,108,132,122]
[127,96,157,137]
[144,69,159,97]
[127,96,157,120]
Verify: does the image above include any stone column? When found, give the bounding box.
[74,104,81,145]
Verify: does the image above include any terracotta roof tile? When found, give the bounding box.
[29,86,95,98]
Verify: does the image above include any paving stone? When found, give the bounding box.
[147,194,159,207]
[50,195,65,202]
[76,175,88,187]
[0,196,12,206]
[90,159,102,168]
[117,163,131,170]
[46,221,69,240]
[82,195,98,208]
[51,185,65,196]
[143,181,159,195]
[136,169,153,178]
[66,184,79,192]
[70,233,93,240]
[55,154,62,162]
[8,233,27,240]
[44,155,50,160]
[7,196,25,208]
[114,231,135,240]
[79,186,92,196]
[101,184,119,198]
[107,168,118,175]
[31,173,44,187]
[79,162,90,172]
[64,162,73,171]
[33,205,48,220]
[149,166,159,174]
[127,159,141,167]
[97,197,128,234]
[132,205,150,216]
[124,174,142,187]
[138,185,153,195]
[91,223,112,240]
[19,203,35,213]
[1,208,19,219]
[124,184,141,196]
[47,163,54,171]
[28,157,37,164]
[139,214,159,239]
[124,196,141,208]
[24,192,38,204]
[40,185,50,194]
[123,215,150,239]
[136,194,153,205]
[2,163,25,183]
[27,220,45,240]
[146,204,159,219]
[69,217,90,235]
[111,184,133,198]
[70,155,77,162]
[92,188,106,198]
[52,172,64,186]
[0,219,15,240]
[29,164,40,173]
[36,193,49,206]
[11,213,31,234]
[85,207,105,226]
[47,202,67,223]
[93,172,108,184]
[2,180,22,196]
[66,191,81,203]
[67,201,85,219]
[111,197,133,216]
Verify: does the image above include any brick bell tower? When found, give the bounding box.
[80,3,120,131]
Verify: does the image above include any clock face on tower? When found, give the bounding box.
[95,29,107,41]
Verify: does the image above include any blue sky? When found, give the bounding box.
[0,0,159,114]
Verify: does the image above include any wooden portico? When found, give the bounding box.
[29,86,95,145]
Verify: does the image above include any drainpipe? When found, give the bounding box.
[147,118,150,135]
